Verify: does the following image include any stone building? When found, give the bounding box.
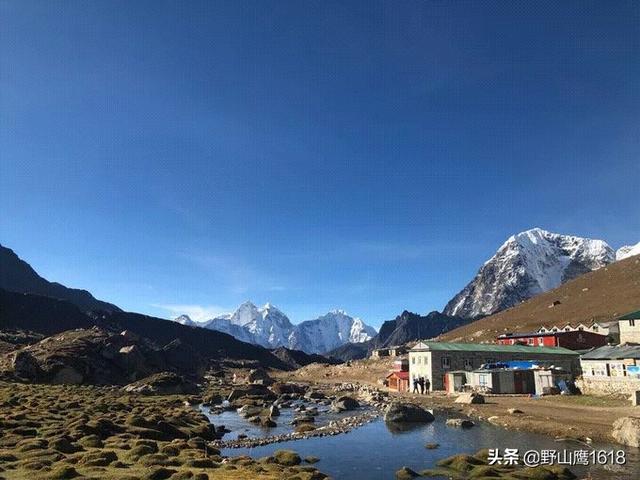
[578,344,640,395]
[408,341,580,391]
[618,310,640,344]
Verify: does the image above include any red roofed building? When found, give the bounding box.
[497,330,607,350]
[386,371,410,392]
[386,358,410,392]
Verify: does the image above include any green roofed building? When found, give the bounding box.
[409,341,580,391]
[618,310,640,344]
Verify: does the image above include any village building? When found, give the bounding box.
[385,358,410,392]
[496,329,607,350]
[408,341,580,391]
[371,345,407,359]
[537,320,619,341]
[618,310,640,344]
[442,363,573,395]
[578,344,640,396]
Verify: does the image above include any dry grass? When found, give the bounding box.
[0,382,328,480]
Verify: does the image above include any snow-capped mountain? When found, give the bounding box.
[616,242,640,261]
[173,314,197,327]
[288,310,377,354]
[195,302,376,354]
[443,228,615,319]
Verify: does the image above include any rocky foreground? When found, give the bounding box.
[0,382,329,480]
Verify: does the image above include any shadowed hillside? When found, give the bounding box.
[440,255,640,343]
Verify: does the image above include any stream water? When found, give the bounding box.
[205,406,640,480]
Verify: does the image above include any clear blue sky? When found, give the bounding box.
[1,1,638,327]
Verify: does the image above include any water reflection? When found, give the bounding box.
[217,411,640,480]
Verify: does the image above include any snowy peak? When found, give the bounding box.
[444,228,615,319]
[194,302,375,354]
[173,315,197,327]
[617,242,640,261]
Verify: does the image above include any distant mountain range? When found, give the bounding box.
[443,228,637,319]
[0,244,120,313]
[175,302,377,354]
[0,246,331,371]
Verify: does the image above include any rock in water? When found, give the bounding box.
[612,417,640,447]
[395,466,420,479]
[384,403,435,423]
[331,395,359,412]
[446,418,475,428]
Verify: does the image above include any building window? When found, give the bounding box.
[592,325,598,332]
[423,355,429,365]
[578,327,584,331]
[417,357,421,364]
[538,337,544,345]
[485,358,495,364]
[441,356,451,369]
[411,357,415,365]
[527,338,534,345]
[630,319,636,327]
[464,358,473,370]
[478,374,489,387]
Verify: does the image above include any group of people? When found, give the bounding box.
[412,376,430,394]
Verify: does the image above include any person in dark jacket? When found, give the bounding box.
[424,378,431,394]
[418,377,425,394]
[412,378,419,393]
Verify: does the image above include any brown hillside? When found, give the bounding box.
[439,255,640,343]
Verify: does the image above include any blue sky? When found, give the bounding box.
[1,1,638,327]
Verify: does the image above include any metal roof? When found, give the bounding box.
[618,310,640,320]
[580,344,640,360]
[410,341,578,356]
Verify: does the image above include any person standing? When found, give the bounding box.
[412,377,419,394]
[418,377,425,395]
[424,377,431,395]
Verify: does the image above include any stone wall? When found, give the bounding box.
[576,376,640,396]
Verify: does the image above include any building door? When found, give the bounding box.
[514,372,524,394]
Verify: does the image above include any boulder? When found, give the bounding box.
[331,395,359,412]
[270,383,307,395]
[454,392,485,404]
[612,416,640,447]
[508,408,524,415]
[384,403,435,423]
[247,368,274,386]
[12,351,41,379]
[395,467,420,479]
[123,372,198,395]
[446,418,475,429]
[228,384,276,402]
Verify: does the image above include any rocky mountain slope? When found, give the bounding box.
[443,228,616,319]
[370,310,468,349]
[0,244,120,312]
[192,303,376,354]
[0,288,293,370]
[440,254,640,343]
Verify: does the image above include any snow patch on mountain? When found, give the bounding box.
[616,242,640,261]
[443,228,615,319]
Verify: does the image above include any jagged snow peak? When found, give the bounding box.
[616,242,640,261]
[443,228,615,319]
[174,314,197,327]
[192,302,376,354]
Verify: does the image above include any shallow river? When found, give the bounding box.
[206,407,640,480]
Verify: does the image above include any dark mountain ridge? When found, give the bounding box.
[0,244,120,313]
[370,310,469,349]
